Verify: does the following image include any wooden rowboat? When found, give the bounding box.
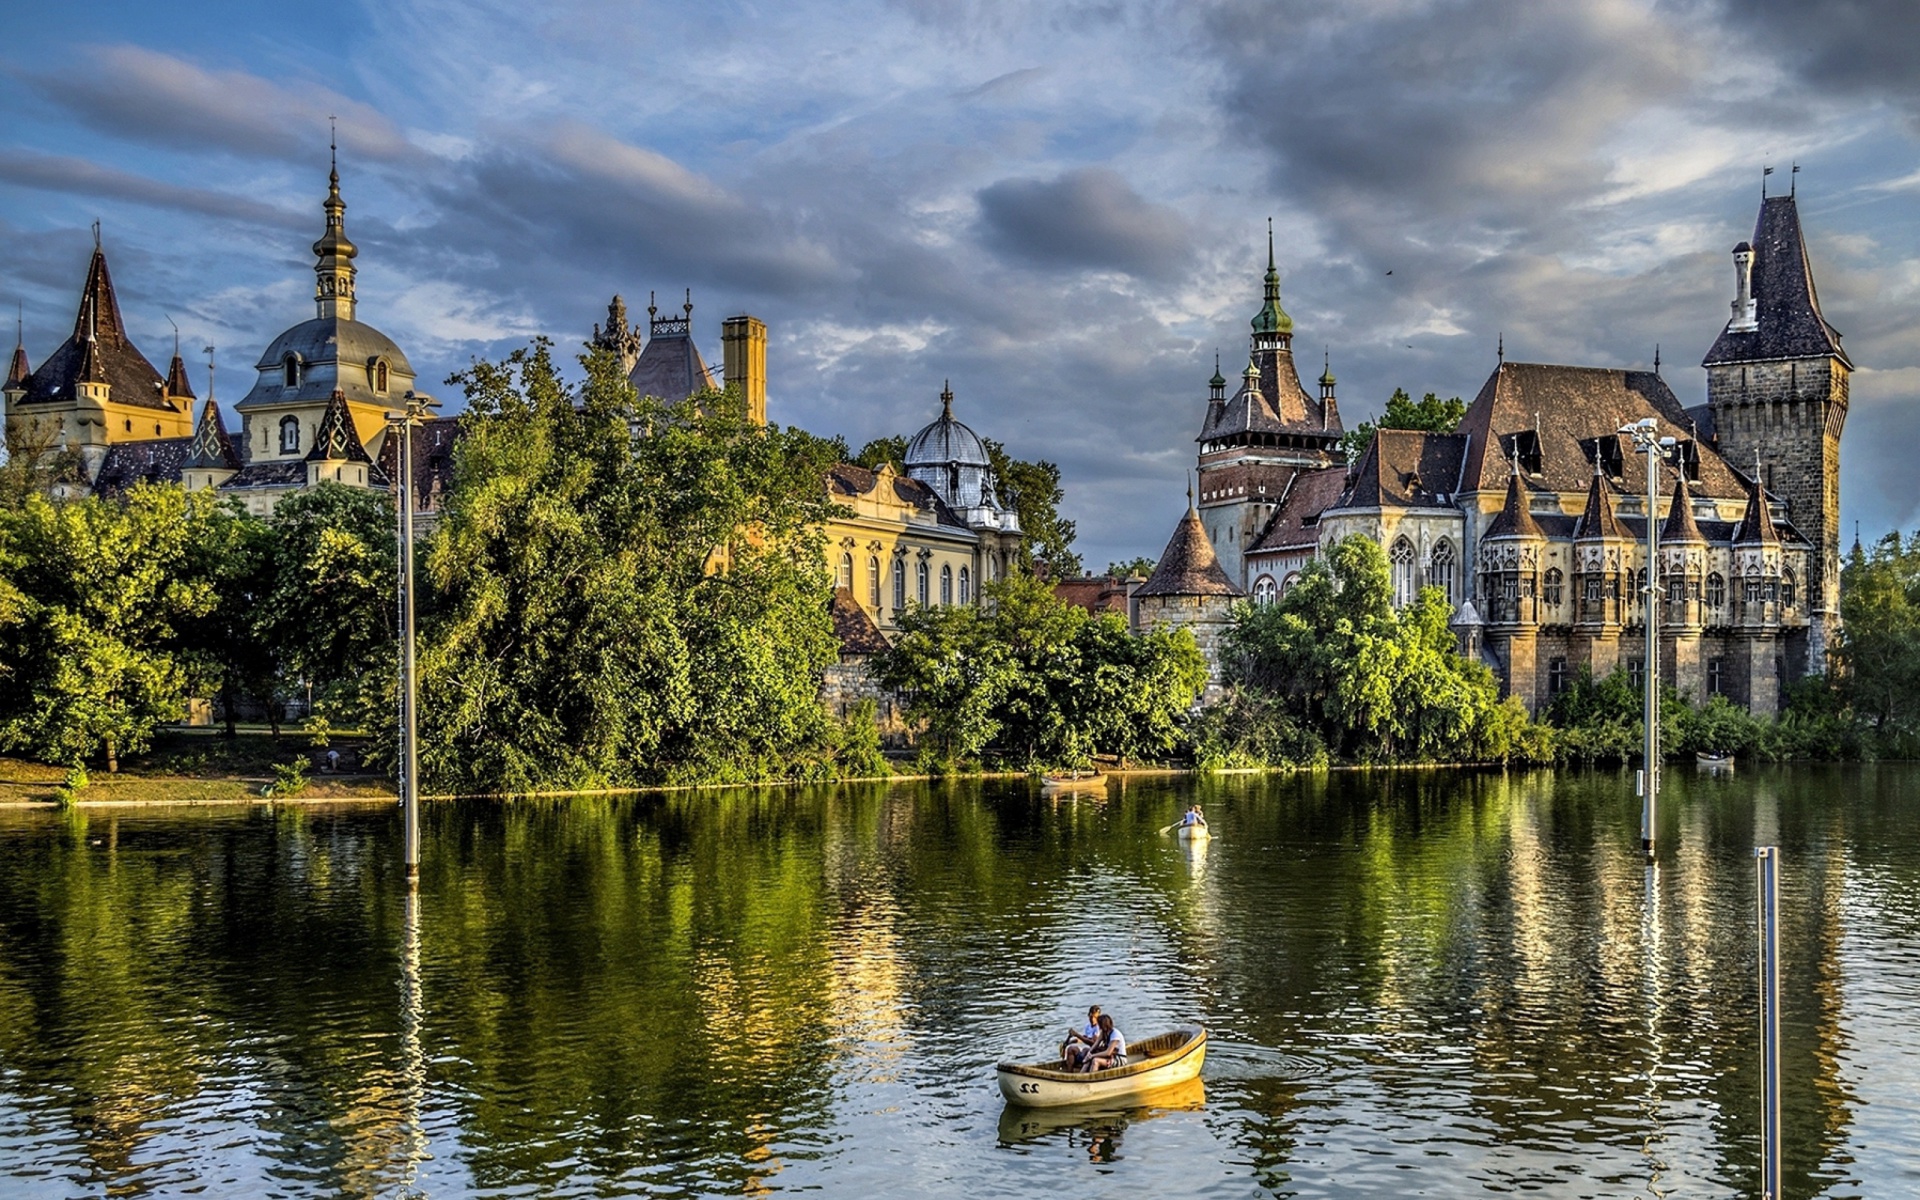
[1175,822,1211,842]
[997,1025,1207,1107]
[1041,770,1107,791]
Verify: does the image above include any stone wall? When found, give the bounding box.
[821,659,913,746]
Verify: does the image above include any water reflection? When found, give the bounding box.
[0,768,1915,1197]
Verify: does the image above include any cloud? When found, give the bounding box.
[0,149,307,229]
[31,45,419,165]
[977,167,1194,279]
[1735,0,1920,107]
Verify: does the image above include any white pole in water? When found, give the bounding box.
[390,392,436,888]
[1756,846,1783,1199]
[1622,418,1673,862]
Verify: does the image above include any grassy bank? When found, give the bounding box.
[0,728,395,806]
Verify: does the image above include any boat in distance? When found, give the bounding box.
[1175,823,1211,842]
[1041,769,1107,791]
[997,1025,1207,1107]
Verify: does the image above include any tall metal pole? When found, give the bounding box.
[1755,846,1783,1200]
[400,409,419,885]
[1624,418,1665,862]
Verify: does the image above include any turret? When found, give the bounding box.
[1573,451,1626,627]
[1250,219,1294,354]
[1660,475,1708,630]
[304,388,376,487]
[1318,351,1337,429]
[1729,241,1757,332]
[312,145,357,321]
[1480,461,1546,626]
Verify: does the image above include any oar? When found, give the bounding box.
[1157,821,1180,836]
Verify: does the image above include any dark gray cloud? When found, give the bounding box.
[0,149,307,230]
[29,45,418,165]
[1737,0,1920,101]
[977,167,1195,279]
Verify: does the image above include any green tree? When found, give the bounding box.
[851,435,906,471]
[1837,532,1920,740]
[1340,388,1467,463]
[984,440,1081,578]
[1106,556,1156,579]
[415,340,846,793]
[0,486,225,769]
[871,571,1204,766]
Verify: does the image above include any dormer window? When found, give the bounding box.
[372,359,390,394]
[283,355,301,388]
[1504,430,1543,476]
[280,415,301,454]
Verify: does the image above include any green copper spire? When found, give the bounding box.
[1251,218,1293,338]
[1209,352,1226,391]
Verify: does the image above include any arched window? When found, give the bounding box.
[893,559,907,610]
[839,552,853,590]
[917,561,930,606]
[1252,575,1277,604]
[1781,569,1796,608]
[374,360,389,393]
[1389,537,1417,607]
[283,355,300,388]
[940,564,953,606]
[1706,572,1726,608]
[279,415,301,454]
[1282,572,1301,595]
[958,566,971,604]
[869,556,882,608]
[1543,567,1563,606]
[1428,539,1455,603]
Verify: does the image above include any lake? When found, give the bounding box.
[1,767,1917,1197]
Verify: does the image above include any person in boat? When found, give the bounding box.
[1179,804,1207,829]
[1083,1013,1128,1072]
[1062,1005,1102,1069]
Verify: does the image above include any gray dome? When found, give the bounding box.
[904,386,990,469]
[253,317,413,377]
[238,316,418,411]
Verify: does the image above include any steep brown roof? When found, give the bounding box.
[1249,464,1347,552]
[1198,347,1341,443]
[1454,362,1750,502]
[163,353,195,400]
[1660,475,1705,544]
[18,246,175,413]
[1735,471,1780,545]
[1704,195,1850,368]
[1137,507,1241,597]
[6,341,28,389]
[1338,429,1469,509]
[829,588,889,657]
[1484,469,1546,539]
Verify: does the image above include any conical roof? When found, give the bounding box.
[1484,469,1544,539]
[304,389,375,464]
[1137,506,1242,598]
[183,397,240,471]
[1704,194,1850,368]
[17,242,169,410]
[164,352,195,400]
[1575,458,1626,541]
[1735,468,1780,545]
[7,341,29,389]
[1660,475,1705,544]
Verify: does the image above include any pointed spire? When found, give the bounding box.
[1653,343,1662,375]
[1251,217,1293,341]
[941,379,954,418]
[1661,474,1705,544]
[70,238,128,347]
[1319,347,1335,388]
[1576,447,1624,541]
[1497,332,1504,364]
[1486,456,1545,540]
[1186,470,1195,513]
[76,282,108,386]
[305,389,374,464]
[163,348,196,401]
[1736,452,1780,545]
[6,307,27,391]
[312,143,358,321]
[184,395,240,471]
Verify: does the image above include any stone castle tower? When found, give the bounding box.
[1701,191,1850,669]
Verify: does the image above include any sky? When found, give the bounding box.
[3,0,1919,571]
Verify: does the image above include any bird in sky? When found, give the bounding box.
[1384,270,1393,276]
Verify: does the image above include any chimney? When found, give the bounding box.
[1729,241,1758,332]
[721,314,767,426]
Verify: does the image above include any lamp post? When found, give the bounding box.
[389,391,437,887]
[1755,846,1783,1200]
[1620,418,1676,862]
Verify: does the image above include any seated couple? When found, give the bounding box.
[1061,1005,1128,1073]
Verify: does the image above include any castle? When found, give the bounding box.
[1139,188,1846,717]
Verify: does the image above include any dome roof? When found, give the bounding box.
[904,384,990,468]
[253,317,413,376]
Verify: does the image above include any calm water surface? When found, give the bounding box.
[2,767,1918,1198]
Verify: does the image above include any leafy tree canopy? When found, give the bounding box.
[1106,557,1157,580]
[1340,388,1467,464]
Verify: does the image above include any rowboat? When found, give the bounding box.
[996,1076,1207,1143]
[1696,752,1735,772]
[1042,770,1107,792]
[1175,822,1211,842]
[997,1025,1207,1107]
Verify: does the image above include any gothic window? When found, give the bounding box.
[1584,575,1604,603]
[917,561,930,606]
[1253,575,1277,604]
[1707,572,1726,608]
[1390,537,1417,608]
[839,552,853,590]
[1707,657,1724,696]
[1745,578,1764,604]
[1282,572,1301,595]
[1429,539,1456,604]
[283,355,300,388]
[1548,657,1567,696]
[279,415,301,454]
[893,560,907,611]
[1782,569,1796,608]
[869,556,881,608]
[374,360,390,393]
[940,564,953,606]
[958,567,971,605]
[1543,567,1563,606]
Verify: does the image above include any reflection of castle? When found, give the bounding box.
[1145,188,1845,716]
